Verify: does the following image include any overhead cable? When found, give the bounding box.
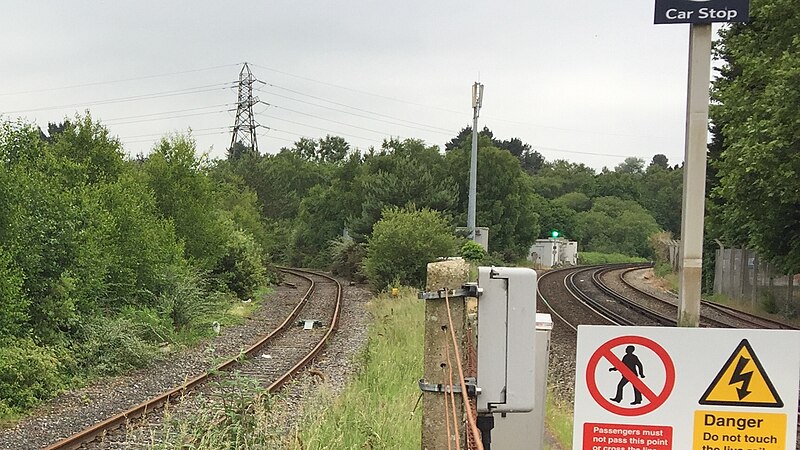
[258,84,457,134]
[0,63,240,97]
[2,83,233,114]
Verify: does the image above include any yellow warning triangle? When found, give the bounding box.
[699,339,783,407]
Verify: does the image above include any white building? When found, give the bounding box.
[528,238,578,268]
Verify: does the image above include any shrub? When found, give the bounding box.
[0,338,68,415]
[73,316,158,377]
[212,229,268,300]
[159,267,223,331]
[578,252,647,265]
[329,235,367,282]
[364,207,457,291]
[459,240,487,263]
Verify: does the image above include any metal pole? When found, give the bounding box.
[678,24,712,327]
[467,82,484,239]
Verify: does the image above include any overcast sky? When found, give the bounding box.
[0,1,712,170]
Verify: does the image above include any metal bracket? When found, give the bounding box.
[418,377,481,397]
[418,283,482,300]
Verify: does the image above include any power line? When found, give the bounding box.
[107,109,231,126]
[0,63,240,97]
[267,102,402,137]
[483,116,672,140]
[257,83,457,134]
[102,104,233,123]
[2,83,233,115]
[250,62,465,115]
[258,113,385,144]
[120,128,230,144]
[533,144,631,158]
[119,126,232,140]
[251,62,672,142]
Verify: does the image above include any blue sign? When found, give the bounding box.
[654,0,749,24]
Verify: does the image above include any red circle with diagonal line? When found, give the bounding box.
[586,335,675,416]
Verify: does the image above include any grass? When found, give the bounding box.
[144,288,424,449]
[578,252,648,265]
[545,393,573,450]
[289,288,424,449]
[140,285,579,449]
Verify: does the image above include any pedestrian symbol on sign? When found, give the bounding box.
[586,335,675,416]
[609,345,646,405]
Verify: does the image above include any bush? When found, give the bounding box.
[329,235,367,282]
[364,207,458,291]
[459,240,487,263]
[0,338,69,415]
[212,229,268,300]
[159,267,223,331]
[73,317,158,377]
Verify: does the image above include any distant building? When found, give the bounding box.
[528,238,578,268]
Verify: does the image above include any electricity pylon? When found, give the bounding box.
[229,62,260,155]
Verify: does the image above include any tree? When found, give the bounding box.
[640,164,683,236]
[649,154,669,170]
[364,207,457,291]
[139,134,230,269]
[348,138,456,239]
[446,136,540,258]
[226,141,256,161]
[573,196,662,257]
[530,160,597,199]
[47,115,125,185]
[614,157,645,175]
[709,0,800,273]
[445,126,544,173]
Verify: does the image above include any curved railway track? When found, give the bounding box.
[539,264,799,429]
[43,268,342,450]
[616,266,797,330]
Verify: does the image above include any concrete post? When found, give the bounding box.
[422,259,469,449]
[678,23,712,327]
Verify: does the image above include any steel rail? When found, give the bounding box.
[44,268,341,450]
[617,266,796,330]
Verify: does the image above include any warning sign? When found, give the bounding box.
[572,326,799,450]
[586,335,675,416]
[692,411,786,449]
[583,423,672,450]
[699,339,783,407]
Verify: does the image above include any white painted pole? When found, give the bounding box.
[678,23,712,327]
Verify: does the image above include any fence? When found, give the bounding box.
[713,247,798,314]
[659,239,798,315]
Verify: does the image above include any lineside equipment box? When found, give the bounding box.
[476,266,537,413]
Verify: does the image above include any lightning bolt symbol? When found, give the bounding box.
[728,356,753,400]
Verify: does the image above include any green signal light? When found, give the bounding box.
[551,230,560,238]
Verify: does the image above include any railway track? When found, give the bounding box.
[42,268,342,450]
[539,264,799,431]
[616,266,798,330]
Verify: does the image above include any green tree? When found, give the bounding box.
[530,160,597,199]
[364,207,457,291]
[139,134,230,270]
[447,137,540,258]
[640,163,683,236]
[46,115,125,184]
[445,126,544,173]
[709,0,800,273]
[573,196,661,257]
[349,138,455,239]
